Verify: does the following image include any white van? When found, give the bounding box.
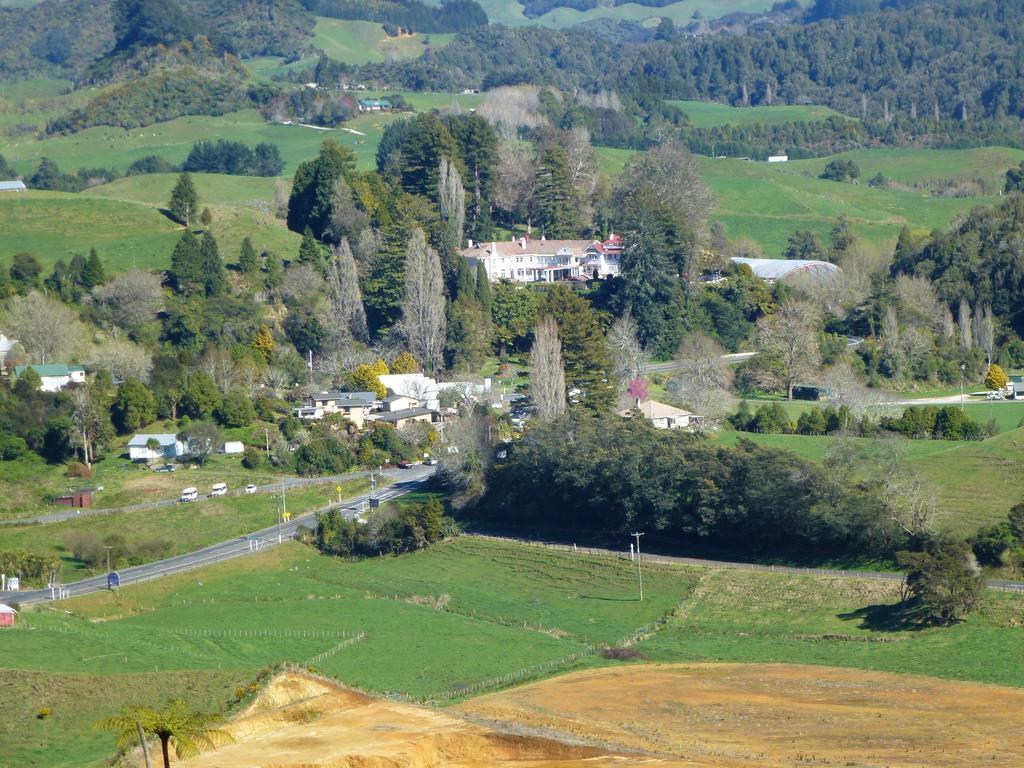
[180,487,199,502]
[210,482,228,497]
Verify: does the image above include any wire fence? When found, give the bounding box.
[175,627,360,641]
[304,632,366,666]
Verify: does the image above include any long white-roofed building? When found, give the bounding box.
[731,257,839,284]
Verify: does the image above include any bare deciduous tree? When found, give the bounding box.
[273,178,289,219]
[669,332,733,423]
[608,313,647,389]
[494,141,537,230]
[199,346,236,394]
[974,304,994,365]
[3,291,80,364]
[352,227,381,276]
[615,140,714,236]
[90,337,153,383]
[438,156,466,250]
[327,239,369,344]
[756,299,822,400]
[941,305,956,340]
[401,228,446,372]
[957,298,973,350]
[560,127,599,230]
[91,270,164,328]
[280,264,322,303]
[477,85,546,141]
[895,273,942,331]
[529,315,566,420]
[68,385,104,468]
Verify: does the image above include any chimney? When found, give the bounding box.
[467,238,474,249]
[489,242,496,255]
[519,237,526,249]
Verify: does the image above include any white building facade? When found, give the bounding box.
[463,234,624,284]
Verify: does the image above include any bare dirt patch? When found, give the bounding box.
[181,671,686,767]
[456,662,1024,767]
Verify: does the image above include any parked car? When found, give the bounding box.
[244,484,258,494]
[153,464,176,473]
[180,487,198,502]
[423,457,438,466]
[397,459,413,468]
[211,482,228,496]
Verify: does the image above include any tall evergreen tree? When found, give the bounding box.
[238,237,258,273]
[169,230,204,295]
[398,113,462,199]
[287,141,357,239]
[540,285,615,412]
[475,261,492,317]
[82,248,105,288]
[168,173,199,228]
[619,226,686,358]
[199,232,224,297]
[298,227,324,270]
[534,145,577,239]
[446,114,498,239]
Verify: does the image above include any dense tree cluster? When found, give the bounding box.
[365,0,1024,130]
[482,413,905,560]
[298,0,487,33]
[183,140,284,177]
[310,495,452,557]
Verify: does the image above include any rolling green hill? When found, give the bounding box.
[312,17,454,64]
[669,99,851,129]
[0,191,181,272]
[476,0,781,27]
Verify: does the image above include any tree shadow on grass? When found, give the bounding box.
[837,602,931,632]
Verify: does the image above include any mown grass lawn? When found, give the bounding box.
[668,99,852,129]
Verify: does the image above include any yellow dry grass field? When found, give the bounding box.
[182,671,685,768]
[457,663,1024,767]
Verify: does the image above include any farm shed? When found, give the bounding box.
[0,604,17,627]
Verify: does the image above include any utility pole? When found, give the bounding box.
[631,532,644,601]
[264,427,270,453]
[104,546,112,573]
[960,364,966,412]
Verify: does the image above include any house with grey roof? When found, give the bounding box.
[0,180,26,192]
[294,391,379,427]
[127,433,185,462]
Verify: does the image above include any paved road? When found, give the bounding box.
[3,467,413,526]
[0,466,435,605]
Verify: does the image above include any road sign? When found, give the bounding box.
[107,572,120,589]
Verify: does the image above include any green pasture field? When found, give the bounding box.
[700,155,997,256]
[82,172,302,264]
[783,146,1024,194]
[2,109,337,176]
[668,99,851,128]
[312,17,454,64]
[0,191,181,271]
[476,0,779,28]
[0,478,370,581]
[639,566,1024,687]
[0,537,695,766]
[715,405,1024,533]
[6,535,1024,767]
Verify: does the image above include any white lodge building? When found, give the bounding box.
[463,234,624,283]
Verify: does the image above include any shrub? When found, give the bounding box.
[242,445,262,470]
[36,708,51,720]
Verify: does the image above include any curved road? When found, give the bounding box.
[1,466,435,605]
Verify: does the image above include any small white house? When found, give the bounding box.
[222,441,244,455]
[128,433,185,462]
[14,364,86,392]
[618,399,704,430]
[767,155,789,163]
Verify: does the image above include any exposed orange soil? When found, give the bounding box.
[456,662,1024,767]
[182,671,686,768]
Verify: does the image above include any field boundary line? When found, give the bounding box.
[303,632,367,666]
